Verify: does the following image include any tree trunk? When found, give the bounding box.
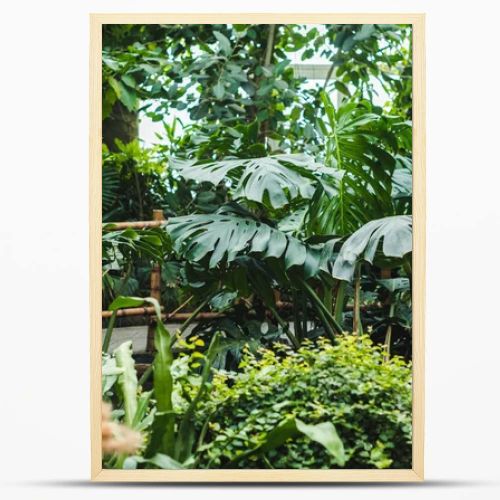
[258,24,276,144]
[103,101,138,151]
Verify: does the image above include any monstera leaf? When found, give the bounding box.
[171,154,328,209]
[315,92,412,236]
[332,215,412,281]
[166,205,337,279]
[167,213,307,269]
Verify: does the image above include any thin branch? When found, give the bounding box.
[264,25,276,67]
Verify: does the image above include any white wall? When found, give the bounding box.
[1,1,500,499]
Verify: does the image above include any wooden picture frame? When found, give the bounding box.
[90,13,425,482]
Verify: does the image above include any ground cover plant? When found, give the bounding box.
[101,22,413,469]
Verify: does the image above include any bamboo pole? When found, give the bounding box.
[101,301,290,318]
[101,307,224,321]
[103,219,166,231]
[381,268,391,279]
[101,301,382,320]
[146,209,164,353]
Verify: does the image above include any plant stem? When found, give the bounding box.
[196,413,213,454]
[299,279,343,335]
[259,24,276,144]
[103,262,135,353]
[323,62,336,89]
[103,261,136,353]
[301,292,308,338]
[312,301,336,343]
[168,295,194,318]
[353,264,363,335]
[403,254,412,283]
[175,332,221,462]
[138,364,153,386]
[333,280,346,327]
[114,454,127,469]
[102,310,118,353]
[291,289,303,343]
[264,25,276,67]
[171,296,211,347]
[137,295,196,387]
[133,171,144,220]
[323,283,333,315]
[384,302,395,362]
[322,91,345,234]
[334,153,345,235]
[116,261,133,296]
[269,306,300,349]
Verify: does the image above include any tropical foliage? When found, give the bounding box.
[101,22,413,470]
[103,313,411,470]
[198,336,412,469]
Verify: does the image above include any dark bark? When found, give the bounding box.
[258,24,277,144]
[103,101,138,150]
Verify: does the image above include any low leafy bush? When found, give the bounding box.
[196,335,412,469]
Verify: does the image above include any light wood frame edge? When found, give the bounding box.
[89,12,103,481]
[90,13,425,483]
[92,469,422,482]
[411,14,425,481]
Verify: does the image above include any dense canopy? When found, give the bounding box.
[101,23,413,471]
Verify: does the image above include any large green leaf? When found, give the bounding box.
[377,277,410,293]
[109,296,162,320]
[142,320,177,459]
[146,453,184,469]
[316,92,411,236]
[113,341,138,427]
[102,227,168,266]
[232,417,346,466]
[295,420,345,465]
[392,166,412,199]
[332,215,412,281]
[391,157,412,213]
[172,154,327,209]
[101,355,123,396]
[166,209,310,271]
[213,31,231,56]
[122,453,184,470]
[108,76,137,111]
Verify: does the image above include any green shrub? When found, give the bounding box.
[197,335,412,469]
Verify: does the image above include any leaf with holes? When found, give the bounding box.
[332,215,412,281]
[171,154,329,209]
[167,213,304,269]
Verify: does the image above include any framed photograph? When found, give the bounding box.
[90,13,425,482]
